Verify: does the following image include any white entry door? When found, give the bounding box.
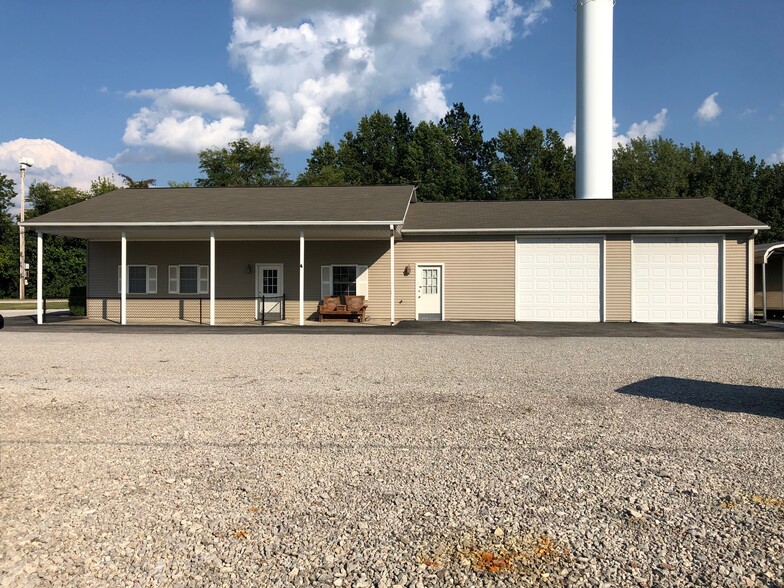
[256,264,284,319]
[632,236,721,323]
[516,237,603,322]
[416,265,443,320]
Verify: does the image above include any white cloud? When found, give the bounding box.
[770,146,784,164]
[118,83,248,161]
[521,0,552,37]
[695,92,721,123]
[483,82,504,104]
[615,108,669,146]
[563,117,576,150]
[563,108,669,152]
[410,78,450,122]
[0,138,118,213]
[229,0,548,150]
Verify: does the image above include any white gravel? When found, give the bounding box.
[1,332,783,587]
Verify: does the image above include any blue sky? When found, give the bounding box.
[1,0,782,205]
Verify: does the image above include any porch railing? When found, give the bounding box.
[83,295,286,325]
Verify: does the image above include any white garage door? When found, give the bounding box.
[516,237,602,322]
[633,236,721,323]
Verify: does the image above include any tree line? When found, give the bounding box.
[0,102,782,298]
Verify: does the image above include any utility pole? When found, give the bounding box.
[19,158,34,300]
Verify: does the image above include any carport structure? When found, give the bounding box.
[755,241,784,320]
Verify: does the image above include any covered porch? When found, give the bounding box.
[31,225,400,327]
[23,185,416,327]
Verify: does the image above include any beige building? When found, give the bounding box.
[24,186,767,326]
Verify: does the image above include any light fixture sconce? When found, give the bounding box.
[403,264,411,276]
[246,264,253,274]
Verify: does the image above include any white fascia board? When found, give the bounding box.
[403,225,767,235]
[23,220,405,228]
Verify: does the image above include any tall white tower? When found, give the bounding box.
[576,0,614,200]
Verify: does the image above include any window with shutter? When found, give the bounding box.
[118,265,156,294]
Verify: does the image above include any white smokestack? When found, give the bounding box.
[576,0,614,200]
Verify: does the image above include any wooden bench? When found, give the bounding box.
[318,295,367,323]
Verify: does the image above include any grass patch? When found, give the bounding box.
[0,300,68,310]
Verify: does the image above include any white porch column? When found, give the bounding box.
[389,224,395,326]
[120,232,127,325]
[36,232,43,325]
[299,231,305,326]
[210,231,216,326]
[748,234,755,323]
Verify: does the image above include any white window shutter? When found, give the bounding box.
[198,265,209,294]
[168,266,179,294]
[321,266,331,299]
[147,266,158,294]
[356,265,369,297]
[118,266,122,294]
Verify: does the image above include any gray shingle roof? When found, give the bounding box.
[25,187,766,235]
[402,198,767,232]
[25,186,415,226]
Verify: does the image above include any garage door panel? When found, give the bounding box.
[517,237,602,322]
[633,236,720,323]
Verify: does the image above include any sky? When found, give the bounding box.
[1,0,783,211]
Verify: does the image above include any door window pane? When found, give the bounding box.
[262,269,278,295]
[422,269,438,294]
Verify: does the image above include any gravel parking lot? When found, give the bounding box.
[1,331,783,587]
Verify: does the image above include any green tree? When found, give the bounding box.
[0,174,18,297]
[25,182,91,298]
[336,111,398,185]
[614,137,691,198]
[402,122,466,201]
[489,126,575,199]
[755,162,784,242]
[119,174,156,189]
[439,103,494,199]
[167,180,193,188]
[90,176,120,197]
[296,142,347,186]
[195,138,290,187]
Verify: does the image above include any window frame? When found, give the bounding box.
[320,264,368,299]
[168,264,209,295]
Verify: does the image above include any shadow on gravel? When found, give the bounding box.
[618,377,784,419]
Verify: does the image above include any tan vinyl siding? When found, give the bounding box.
[605,235,631,322]
[393,236,515,321]
[724,234,749,323]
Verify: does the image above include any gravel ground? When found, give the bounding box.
[1,332,783,588]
